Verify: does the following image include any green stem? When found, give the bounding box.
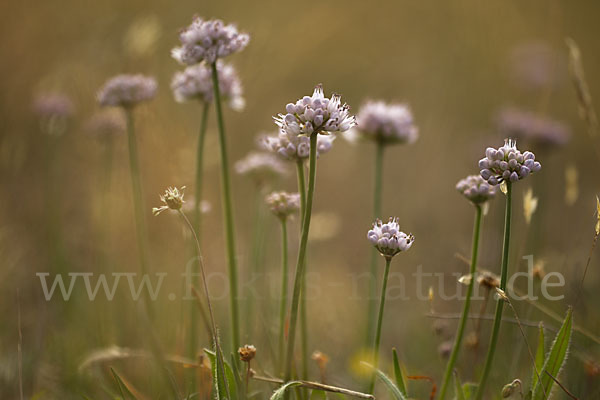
[125,109,153,316]
[246,186,267,337]
[366,142,385,348]
[284,133,318,391]
[368,255,393,394]
[475,182,512,400]
[278,218,289,375]
[296,159,310,390]
[439,205,483,400]
[211,62,240,352]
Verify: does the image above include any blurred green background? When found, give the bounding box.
[1,0,599,398]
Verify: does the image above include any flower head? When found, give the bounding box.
[172,17,249,65]
[456,175,497,205]
[274,84,356,137]
[85,111,125,141]
[265,191,300,220]
[348,101,418,145]
[260,130,335,161]
[235,151,288,184]
[97,74,157,108]
[496,107,570,147]
[33,93,74,119]
[367,217,414,258]
[479,139,541,186]
[171,61,244,110]
[238,344,256,362]
[153,186,186,216]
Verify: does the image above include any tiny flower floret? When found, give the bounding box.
[265,191,300,220]
[351,100,418,145]
[153,186,186,216]
[456,175,497,205]
[172,17,250,65]
[367,217,414,258]
[479,139,541,185]
[98,74,157,108]
[261,131,335,161]
[171,61,244,110]
[274,85,356,137]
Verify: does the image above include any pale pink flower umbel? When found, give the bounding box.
[97,74,157,108]
[349,100,418,145]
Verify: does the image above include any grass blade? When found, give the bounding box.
[361,362,407,400]
[270,381,303,400]
[392,348,407,397]
[531,322,545,392]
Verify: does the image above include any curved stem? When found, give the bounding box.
[278,218,289,375]
[210,62,240,352]
[366,142,385,348]
[368,255,393,394]
[439,205,483,400]
[284,133,318,391]
[475,182,512,400]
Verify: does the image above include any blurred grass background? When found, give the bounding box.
[1,0,599,398]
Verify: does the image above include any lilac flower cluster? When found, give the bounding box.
[172,17,250,65]
[261,131,335,161]
[274,85,356,137]
[496,107,570,147]
[265,191,301,220]
[85,111,125,140]
[367,217,414,258]
[456,175,497,205]
[234,151,288,182]
[351,101,418,145]
[33,93,74,119]
[479,139,541,185]
[171,61,244,110]
[97,74,157,108]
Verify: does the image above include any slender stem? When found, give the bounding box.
[178,210,230,399]
[278,218,289,375]
[125,109,153,316]
[284,133,318,390]
[210,62,240,352]
[439,205,483,400]
[246,186,267,336]
[368,255,393,394]
[475,182,512,400]
[296,160,309,383]
[366,142,385,348]
[193,101,210,235]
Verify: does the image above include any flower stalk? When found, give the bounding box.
[211,61,240,352]
[475,181,512,400]
[278,217,289,374]
[438,204,483,400]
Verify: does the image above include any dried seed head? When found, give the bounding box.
[238,344,256,362]
[274,84,356,137]
[477,270,501,290]
[501,379,522,398]
[367,217,414,258]
[311,351,330,369]
[265,191,300,220]
[479,139,541,186]
[172,17,249,65]
[97,74,157,108]
[456,175,497,205]
[531,260,546,280]
[347,100,418,145]
[153,186,186,216]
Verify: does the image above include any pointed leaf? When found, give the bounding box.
[361,362,407,400]
[392,348,407,396]
[205,349,235,400]
[110,368,138,400]
[270,381,303,400]
[532,308,573,400]
[530,322,545,391]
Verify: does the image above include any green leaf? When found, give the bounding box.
[361,362,407,400]
[392,348,407,397]
[532,308,573,400]
[109,367,137,400]
[309,389,327,400]
[453,371,466,400]
[270,381,303,400]
[205,348,235,400]
[530,322,545,391]
[461,383,477,400]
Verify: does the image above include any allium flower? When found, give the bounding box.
[479,139,541,185]
[33,93,74,119]
[367,217,414,258]
[172,17,249,65]
[153,186,186,215]
[456,175,497,205]
[260,130,335,161]
[97,74,157,108]
[274,84,356,137]
[509,41,565,90]
[235,151,287,183]
[85,111,125,140]
[265,191,300,220]
[348,101,418,145]
[496,107,570,147]
[171,61,244,110]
